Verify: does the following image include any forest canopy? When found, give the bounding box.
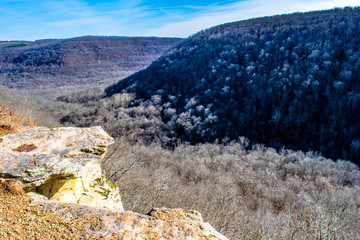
[102,7,360,164]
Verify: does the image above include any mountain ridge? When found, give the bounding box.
[0,36,182,88]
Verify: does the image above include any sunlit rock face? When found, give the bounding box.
[0,126,123,211]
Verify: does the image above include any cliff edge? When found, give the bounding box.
[0,127,228,239]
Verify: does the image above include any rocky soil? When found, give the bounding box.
[1,181,227,239]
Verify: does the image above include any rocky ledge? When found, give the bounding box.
[0,127,228,239]
[0,126,122,211]
[29,198,229,239]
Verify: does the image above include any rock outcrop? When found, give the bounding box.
[0,126,228,239]
[0,126,123,211]
[28,198,229,239]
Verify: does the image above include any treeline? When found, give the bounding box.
[103,135,360,239]
[105,7,360,164]
[0,36,182,88]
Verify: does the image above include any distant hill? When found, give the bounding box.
[0,36,182,88]
[105,7,360,164]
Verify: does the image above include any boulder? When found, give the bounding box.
[0,126,123,211]
[29,196,229,240]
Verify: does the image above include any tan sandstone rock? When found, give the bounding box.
[28,196,229,240]
[0,126,123,211]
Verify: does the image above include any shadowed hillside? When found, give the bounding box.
[104,7,360,164]
[0,36,182,88]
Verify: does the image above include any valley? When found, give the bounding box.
[1,7,360,240]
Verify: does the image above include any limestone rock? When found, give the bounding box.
[29,197,229,240]
[0,126,123,211]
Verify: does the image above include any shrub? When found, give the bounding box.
[0,104,37,136]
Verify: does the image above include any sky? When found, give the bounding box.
[0,0,359,41]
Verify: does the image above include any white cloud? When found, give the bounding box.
[144,0,360,37]
[1,0,359,40]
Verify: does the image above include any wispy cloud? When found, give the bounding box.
[144,0,360,37]
[0,0,359,40]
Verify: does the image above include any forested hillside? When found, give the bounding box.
[105,7,360,164]
[0,36,182,88]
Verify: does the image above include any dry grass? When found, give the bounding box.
[0,179,24,196]
[0,104,37,137]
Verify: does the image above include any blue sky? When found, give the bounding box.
[0,0,359,41]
